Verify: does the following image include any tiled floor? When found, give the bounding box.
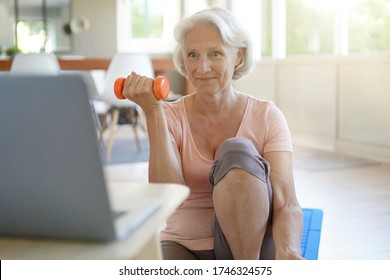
[103,127,390,259]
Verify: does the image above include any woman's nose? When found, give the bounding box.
[196,56,211,74]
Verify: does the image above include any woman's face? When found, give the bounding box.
[183,24,242,95]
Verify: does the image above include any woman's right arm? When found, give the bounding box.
[144,104,185,184]
[121,73,184,184]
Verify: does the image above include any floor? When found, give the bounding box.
[103,126,390,260]
[293,147,390,260]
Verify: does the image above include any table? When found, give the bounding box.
[0,57,174,72]
[0,57,195,94]
[0,182,189,260]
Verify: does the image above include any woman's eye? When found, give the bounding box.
[211,51,221,57]
[188,52,197,58]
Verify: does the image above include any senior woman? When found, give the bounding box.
[121,7,303,260]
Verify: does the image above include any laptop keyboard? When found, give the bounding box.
[301,208,323,260]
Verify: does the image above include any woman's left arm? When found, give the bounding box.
[263,151,304,260]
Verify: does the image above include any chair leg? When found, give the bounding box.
[106,109,120,160]
[129,108,142,151]
[137,107,147,133]
[136,108,149,146]
[99,108,110,144]
[90,102,101,133]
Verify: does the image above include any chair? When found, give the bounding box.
[98,53,154,160]
[71,71,108,136]
[10,53,105,141]
[10,53,60,75]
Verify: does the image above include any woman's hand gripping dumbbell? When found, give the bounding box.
[114,74,170,100]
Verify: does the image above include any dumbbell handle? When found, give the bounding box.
[114,76,170,100]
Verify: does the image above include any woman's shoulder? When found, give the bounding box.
[162,94,193,122]
[163,95,185,112]
[163,93,194,107]
[245,94,279,113]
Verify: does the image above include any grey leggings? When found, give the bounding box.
[162,137,275,260]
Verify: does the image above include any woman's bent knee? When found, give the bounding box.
[210,137,271,194]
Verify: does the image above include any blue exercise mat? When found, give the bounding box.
[301,208,323,260]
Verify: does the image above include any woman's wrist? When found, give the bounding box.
[142,100,164,115]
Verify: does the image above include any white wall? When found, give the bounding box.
[233,59,276,102]
[234,54,390,163]
[0,2,16,51]
[337,55,390,161]
[71,0,117,57]
[276,57,338,149]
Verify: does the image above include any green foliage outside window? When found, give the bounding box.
[16,21,47,53]
[131,0,164,38]
[126,0,390,55]
[286,0,334,55]
[349,0,390,53]
[283,0,390,55]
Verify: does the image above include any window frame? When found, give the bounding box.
[116,0,181,54]
[116,0,390,57]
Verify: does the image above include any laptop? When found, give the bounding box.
[0,74,160,242]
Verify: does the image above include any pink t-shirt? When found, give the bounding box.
[160,94,293,251]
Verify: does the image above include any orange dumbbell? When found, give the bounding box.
[114,76,170,100]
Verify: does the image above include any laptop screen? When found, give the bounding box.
[0,74,118,241]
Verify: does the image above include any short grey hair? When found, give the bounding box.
[172,7,255,80]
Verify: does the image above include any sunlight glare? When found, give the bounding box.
[301,0,367,12]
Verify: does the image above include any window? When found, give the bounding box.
[231,0,262,59]
[12,0,71,54]
[16,21,47,53]
[117,0,181,53]
[116,0,390,56]
[286,0,335,55]
[261,0,273,57]
[130,0,164,38]
[281,0,390,56]
[182,0,207,17]
[348,0,390,53]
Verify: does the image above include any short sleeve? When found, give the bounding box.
[163,101,183,147]
[263,102,293,153]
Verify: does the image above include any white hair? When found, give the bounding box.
[172,7,255,80]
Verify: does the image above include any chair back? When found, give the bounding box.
[10,53,61,75]
[101,53,155,108]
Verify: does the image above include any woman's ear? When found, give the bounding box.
[235,48,245,67]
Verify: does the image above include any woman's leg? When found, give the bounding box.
[161,240,215,260]
[210,137,275,260]
[213,169,269,259]
[161,240,198,260]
